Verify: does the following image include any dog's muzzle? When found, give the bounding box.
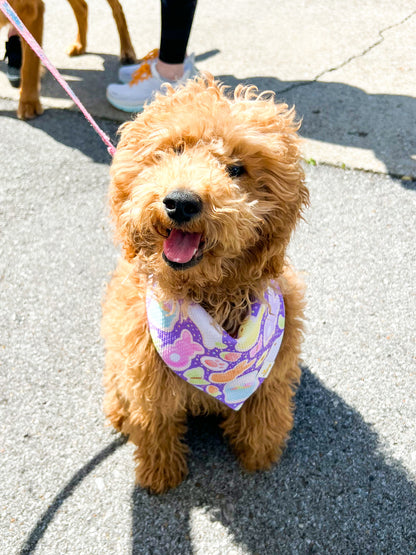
[162,190,204,270]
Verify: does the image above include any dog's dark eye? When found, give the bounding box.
[226,164,245,178]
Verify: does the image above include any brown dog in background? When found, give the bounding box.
[0,0,136,119]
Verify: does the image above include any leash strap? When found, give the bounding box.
[0,0,116,157]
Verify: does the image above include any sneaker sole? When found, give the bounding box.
[106,92,145,113]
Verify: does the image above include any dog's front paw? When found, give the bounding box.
[17,99,43,120]
[236,443,284,473]
[135,444,188,493]
[135,452,188,494]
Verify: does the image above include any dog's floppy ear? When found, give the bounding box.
[231,86,308,212]
[108,119,147,260]
[231,88,309,276]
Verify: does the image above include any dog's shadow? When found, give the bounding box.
[130,367,416,553]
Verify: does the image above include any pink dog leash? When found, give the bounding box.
[0,0,116,157]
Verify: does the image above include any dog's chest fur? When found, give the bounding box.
[200,299,250,338]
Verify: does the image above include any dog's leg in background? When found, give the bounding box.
[66,0,88,56]
[106,0,136,64]
[128,410,189,494]
[18,0,44,119]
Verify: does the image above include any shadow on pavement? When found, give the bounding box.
[131,368,416,553]
[1,50,416,178]
[0,106,119,165]
[19,435,127,555]
[217,74,416,180]
[1,48,416,179]
[15,369,416,553]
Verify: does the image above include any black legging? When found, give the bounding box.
[159,0,197,64]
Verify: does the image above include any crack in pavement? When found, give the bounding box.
[277,10,416,95]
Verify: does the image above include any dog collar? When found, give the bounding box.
[146,282,285,411]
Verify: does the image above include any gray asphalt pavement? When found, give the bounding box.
[0,101,415,554]
[1,0,416,552]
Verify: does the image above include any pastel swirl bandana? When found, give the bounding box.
[146,282,285,411]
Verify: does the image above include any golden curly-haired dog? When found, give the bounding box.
[102,76,309,493]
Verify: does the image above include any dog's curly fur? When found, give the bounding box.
[102,76,309,493]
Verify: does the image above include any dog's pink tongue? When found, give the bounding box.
[163,230,201,264]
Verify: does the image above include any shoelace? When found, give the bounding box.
[129,62,152,86]
[129,48,159,86]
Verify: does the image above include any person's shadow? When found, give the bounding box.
[217,73,416,181]
[18,367,416,554]
[1,51,415,178]
[20,368,416,555]
[129,367,416,554]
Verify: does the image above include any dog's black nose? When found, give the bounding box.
[163,189,202,224]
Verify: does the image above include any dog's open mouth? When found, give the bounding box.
[162,229,204,270]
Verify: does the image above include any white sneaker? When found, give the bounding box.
[107,60,192,113]
[118,50,197,84]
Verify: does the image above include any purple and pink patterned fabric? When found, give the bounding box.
[146,282,285,411]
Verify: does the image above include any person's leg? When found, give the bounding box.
[107,0,198,112]
[157,0,197,80]
[118,0,198,84]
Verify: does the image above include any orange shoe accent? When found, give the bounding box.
[129,49,159,86]
[129,62,152,86]
[141,48,159,62]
